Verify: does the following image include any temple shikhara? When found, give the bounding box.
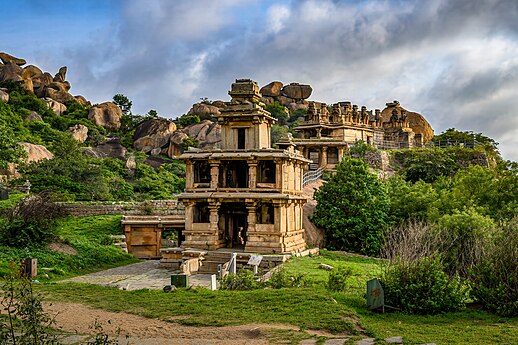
[178,79,310,254]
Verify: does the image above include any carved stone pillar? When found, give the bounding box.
[274,159,283,189]
[320,147,328,168]
[208,202,220,233]
[185,160,194,189]
[316,128,322,138]
[246,203,256,235]
[248,161,257,189]
[209,161,219,189]
[338,146,345,163]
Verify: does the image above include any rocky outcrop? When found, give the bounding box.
[88,102,122,131]
[74,95,90,106]
[0,53,92,112]
[0,88,9,103]
[44,98,67,116]
[282,83,312,100]
[260,81,283,97]
[133,118,177,153]
[83,138,127,160]
[166,120,221,158]
[181,120,221,149]
[68,124,88,143]
[381,101,434,143]
[19,142,53,162]
[26,111,42,122]
[0,53,26,66]
[0,62,23,82]
[187,102,222,119]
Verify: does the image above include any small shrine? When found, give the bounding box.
[178,79,310,253]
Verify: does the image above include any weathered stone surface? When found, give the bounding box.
[260,81,283,97]
[19,142,53,162]
[0,52,26,66]
[44,87,74,103]
[385,336,403,343]
[0,62,23,82]
[53,66,67,82]
[68,124,88,143]
[88,102,122,131]
[167,132,189,158]
[181,120,221,149]
[23,77,33,93]
[381,102,434,143]
[319,263,334,270]
[282,83,312,100]
[22,65,43,79]
[43,98,67,116]
[133,118,177,153]
[26,111,42,122]
[187,103,221,119]
[74,95,90,106]
[211,100,226,108]
[261,96,275,105]
[32,72,53,90]
[277,95,295,107]
[0,89,9,103]
[288,102,309,112]
[125,155,137,170]
[84,138,127,160]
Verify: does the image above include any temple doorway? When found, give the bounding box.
[219,203,248,249]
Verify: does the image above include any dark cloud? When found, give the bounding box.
[22,0,518,160]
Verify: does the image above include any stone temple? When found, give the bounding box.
[177,79,309,254]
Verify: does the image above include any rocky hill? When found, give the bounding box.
[1,52,434,178]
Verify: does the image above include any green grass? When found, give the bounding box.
[37,250,518,344]
[0,215,139,277]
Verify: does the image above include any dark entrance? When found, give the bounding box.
[219,203,247,249]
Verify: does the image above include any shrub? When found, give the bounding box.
[435,208,495,276]
[327,266,353,292]
[267,267,306,289]
[178,114,200,127]
[469,220,518,317]
[220,269,260,290]
[382,220,439,263]
[381,256,469,314]
[0,262,59,344]
[180,137,198,151]
[312,157,390,255]
[0,193,66,247]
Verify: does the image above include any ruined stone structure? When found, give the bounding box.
[178,79,310,253]
[293,100,423,170]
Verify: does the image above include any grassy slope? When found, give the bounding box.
[0,209,139,277]
[39,251,518,344]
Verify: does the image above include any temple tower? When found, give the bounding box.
[178,79,309,253]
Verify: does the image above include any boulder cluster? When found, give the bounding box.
[260,81,312,112]
[1,52,434,168]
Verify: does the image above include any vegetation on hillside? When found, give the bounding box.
[0,81,185,201]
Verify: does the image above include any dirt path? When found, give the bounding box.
[44,301,333,344]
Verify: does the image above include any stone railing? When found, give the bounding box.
[59,200,185,217]
[302,167,324,186]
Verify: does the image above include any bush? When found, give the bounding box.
[220,269,259,290]
[327,266,353,292]
[435,208,495,276]
[312,157,390,255]
[469,220,518,317]
[267,267,306,289]
[0,193,66,247]
[381,256,469,314]
[178,114,200,127]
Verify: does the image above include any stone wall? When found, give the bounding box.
[59,200,185,217]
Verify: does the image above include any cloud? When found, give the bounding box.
[15,0,518,160]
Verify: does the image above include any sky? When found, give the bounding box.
[2,0,517,161]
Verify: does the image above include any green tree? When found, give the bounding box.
[312,157,390,255]
[265,101,289,126]
[112,94,132,115]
